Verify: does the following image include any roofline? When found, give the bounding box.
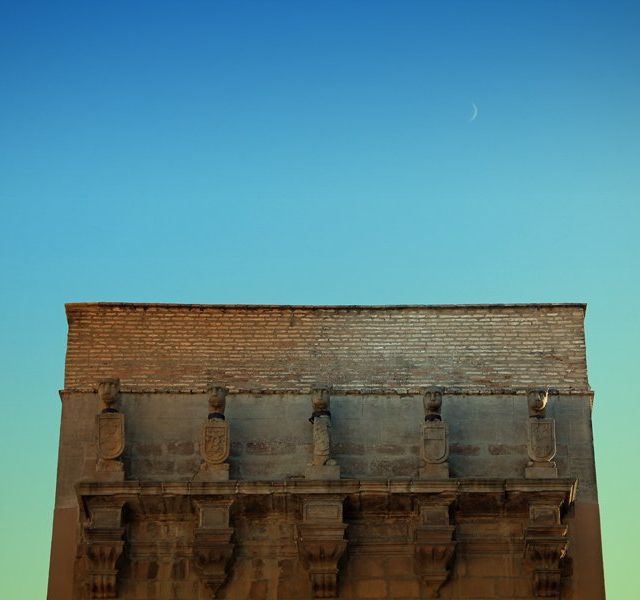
[65,302,587,314]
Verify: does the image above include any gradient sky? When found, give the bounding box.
[1,1,639,597]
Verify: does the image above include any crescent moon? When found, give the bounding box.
[469,103,478,122]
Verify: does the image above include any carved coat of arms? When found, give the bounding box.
[528,418,556,463]
[422,422,449,464]
[97,413,125,460]
[201,420,230,465]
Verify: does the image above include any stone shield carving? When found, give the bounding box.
[528,419,556,463]
[97,413,125,460]
[201,420,230,465]
[423,422,449,464]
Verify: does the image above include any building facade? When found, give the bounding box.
[48,303,605,599]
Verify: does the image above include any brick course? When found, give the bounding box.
[64,303,588,392]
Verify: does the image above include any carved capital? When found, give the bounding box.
[414,502,456,598]
[297,497,348,599]
[192,498,235,598]
[83,499,125,599]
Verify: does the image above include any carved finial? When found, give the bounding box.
[207,384,228,419]
[527,388,548,419]
[423,386,444,422]
[97,378,120,412]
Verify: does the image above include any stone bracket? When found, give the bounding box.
[297,496,348,599]
[524,499,570,598]
[192,497,235,599]
[83,499,126,599]
[414,501,456,598]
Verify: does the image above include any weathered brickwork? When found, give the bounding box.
[64,303,588,393]
[49,303,605,600]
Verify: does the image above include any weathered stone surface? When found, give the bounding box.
[48,303,605,599]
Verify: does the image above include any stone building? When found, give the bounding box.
[48,303,605,599]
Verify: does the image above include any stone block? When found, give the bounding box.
[525,465,558,479]
[388,578,420,598]
[194,462,230,481]
[355,579,387,598]
[304,463,341,480]
[419,462,450,479]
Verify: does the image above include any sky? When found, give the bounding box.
[1,0,638,597]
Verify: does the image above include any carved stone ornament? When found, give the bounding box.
[419,389,450,479]
[423,422,449,464]
[297,497,348,599]
[201,420,230,465]
[83,500,125,599]
[524,501,569,598]
[196,385,231,481]
[526,418,558,478]
[207,384,227,416]
[414,502,456,598]
[423,386,444,421]
[528,388,549,418]
[98,378,120,411]
[95,379,125,479]
[306,388,340,480]
[97,413,125,461]
[193,530,234,598]
[192,498,235,599]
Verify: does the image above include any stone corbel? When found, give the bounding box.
[414,500,456,598]
[192,498,235,599]
[297,496,348,599]
[524,500,569,598]
[83,498,126,599]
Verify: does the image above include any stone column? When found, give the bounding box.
[192,498,235,599]
[195,384,230,481]
[414,499,457,598]
[83,498,126,599]
[95,378,125,481]
[524,497,569,598]
[525,389,558,479]
[297,496,348,599]
[305,388,340,480]
[419,387,450,479]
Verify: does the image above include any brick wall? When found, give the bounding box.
[64,303,589,392]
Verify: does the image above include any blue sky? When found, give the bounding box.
[1,1,639,596]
